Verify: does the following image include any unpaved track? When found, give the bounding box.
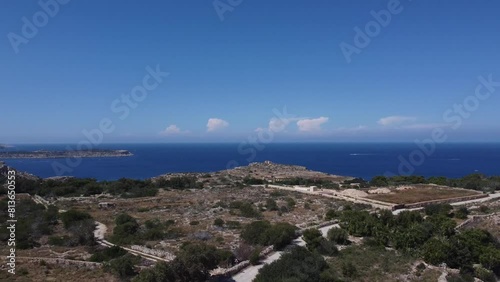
[232,223,339,282]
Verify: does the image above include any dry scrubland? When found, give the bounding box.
[0,261,117,282]
[366,184,482,204]
[2,161,498,282]
[56,186,345,254]
[2,185,348,281]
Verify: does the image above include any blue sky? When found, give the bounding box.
[1,0,499,143]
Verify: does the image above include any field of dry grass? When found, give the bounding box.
[54,186,345,253]
[0,260,117,282]
[367,186,481,204]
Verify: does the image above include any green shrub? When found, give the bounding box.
[225,221,241,229]
[241,221,297,249]
[455,207,469,219]
[106,254,138,279]
[254,247,328,282]
[327,228,349,245]
[249,247,261,265]
[213,218,224,227]
[48,235,70,246]
[90,246,127,262]
[60,209,92,229]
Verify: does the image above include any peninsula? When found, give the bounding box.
[0,149,133,159]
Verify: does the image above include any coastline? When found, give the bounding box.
[0,149,133,159]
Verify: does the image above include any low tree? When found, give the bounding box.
[241,221,272,245]
[424,204,453,217]
[107,254,138,279]
[249,247,262,265]
[455,207,469,219]
[325,209,338,220]
[422,238,450,265]
[265,199,278,211]
[370,176,388,187]
[213,218,224,227]
[327,228,349,245]
[254,247,329,282]
[303,228,337,256]
[60,209,92,228]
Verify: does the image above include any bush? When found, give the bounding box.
[265,199,278,211]
[303,228,337,256]
[263,222,297,250]
[243,177,265,185]
[327,228,349,245]
[474,266,496,282]
[341,261,358,278]
[111,213,140,245]
[325,209,338,220]
[422,238,450,265]
[225,220,241,229]
[48,235,70,246]
[213,218,224,227]
[90,246,127,262]
[479,205,490,213]
[241,221,297,249]
[133,243,226,282]
[424,204,452,217]
[254,247,329,282]
[106,254,138,279]
[249,247,261,265]
[67,219,96,246]
[269,191,285,197]
[115,213,136,226]
[241,221,272,245]
[285,197,296,209]
[239,202,262,218]
[370,176,388,187]
[455,207,469,219]
[60,209,92,229]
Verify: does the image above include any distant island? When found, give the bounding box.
[0,149,133,159]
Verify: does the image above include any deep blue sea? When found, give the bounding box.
[1,143,499,181]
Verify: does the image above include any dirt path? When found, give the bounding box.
[232,223,339,282]
[93,221,170,262]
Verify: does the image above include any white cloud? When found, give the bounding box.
[296,117,329,132]
[160,124,188,135]
[206,118,229,132]
[254,127,266,133]
[268,117,300,132]
[378,116,417,126]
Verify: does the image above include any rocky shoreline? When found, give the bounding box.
[0,149,133,159]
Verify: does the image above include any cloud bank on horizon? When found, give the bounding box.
[159,114,457,139]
